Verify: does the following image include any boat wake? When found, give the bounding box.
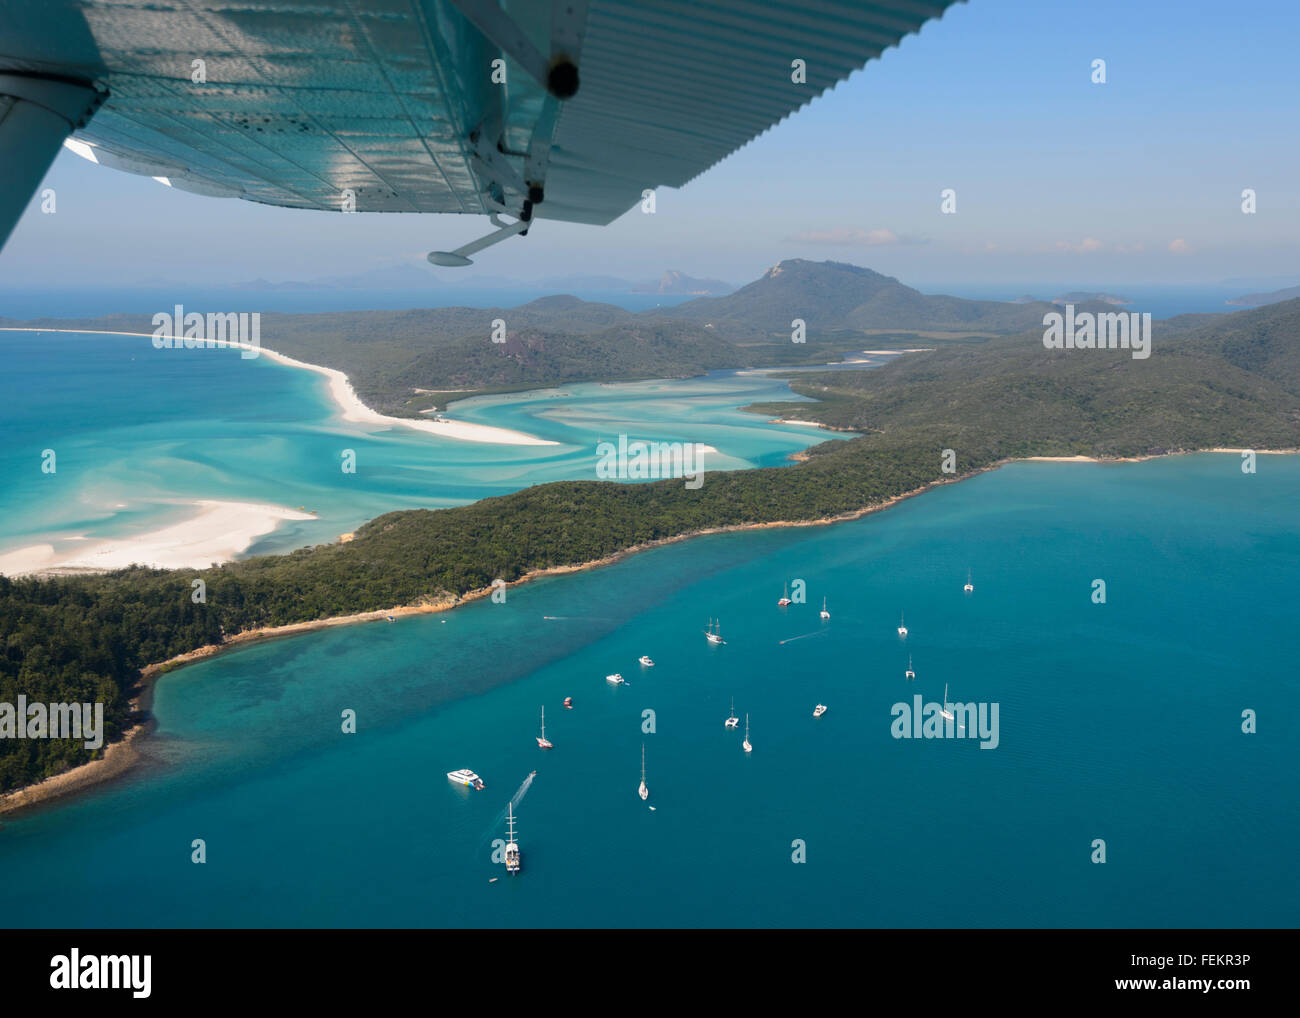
[476,771,538,858]
[510,771,536,812]
[779,629,829,646]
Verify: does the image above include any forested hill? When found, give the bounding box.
[658,259,1136,338]
[1,296,1294,796]
[750,298,1300,457]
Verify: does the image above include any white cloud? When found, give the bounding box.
[1055,237,1103,254]
[1168,238,1192,254]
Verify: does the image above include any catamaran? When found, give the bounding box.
[905,654,915,680]
[504,804,520,874]
[940,683,954,722]
[820,597,830,620]
[964,568,974,594]
[778,583,792,607]
[742,713,752,753]
[705,618,725,645]
[724,696,739,728]
[897,611,908,638]
[536,706,553,749]
[638,744,649,801]
[447,768,484,790]
[813,704,827,718]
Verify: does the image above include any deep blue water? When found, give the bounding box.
[1,454,1293,928]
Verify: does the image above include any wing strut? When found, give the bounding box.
[0,74,105,253]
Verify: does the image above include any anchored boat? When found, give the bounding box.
[704,618,725,645]
[447,768,484,791]
[638,744,649,801]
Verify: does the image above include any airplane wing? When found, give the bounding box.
[0,0,962,260]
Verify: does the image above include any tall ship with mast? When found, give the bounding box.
[638,744,649,801]
[536,706,552,749]
[503,804,520,874]
[704,618,725,645]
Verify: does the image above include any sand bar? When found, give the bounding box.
[0,500,315,575]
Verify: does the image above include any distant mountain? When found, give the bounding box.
[1227,284,1300,307]
[660,259,1084,336]
[632,270,735,296]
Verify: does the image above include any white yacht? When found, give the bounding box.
[964,568,974,594]
[905,654,915,680]
[605,673,625,685]
[503,804,520,874]
[704,618,725,645]
[897,611,908,638]
[638,744,649,801]
[742,713,752,753]
[940,683,954,722]
[536,706,553,749]
[447,768,484,790]
[638,655,655,667]
[813,704,827,718]
[724,696,739,728]
[819,597,830,620]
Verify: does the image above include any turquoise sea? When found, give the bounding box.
[0,329,860,561]
[0,453,1295,928]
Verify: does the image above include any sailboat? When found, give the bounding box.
[638,744,649,800]
[704,618,725,645]
[905,654,915,680]
[964,568,974,594]
[536,705,553,749]
[724,696,739,728]
[778,582,792,607]
[742,713,752,753]
[504,804,521,874]
[940,683,954,721]
[820,597,830,620]
[897,611,908,638]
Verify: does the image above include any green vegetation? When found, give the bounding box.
[3,282,1298,794]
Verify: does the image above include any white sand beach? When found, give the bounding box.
[0,327,558,446]
[0,500,316,575]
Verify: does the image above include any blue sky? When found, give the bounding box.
[4,0,1298,290]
